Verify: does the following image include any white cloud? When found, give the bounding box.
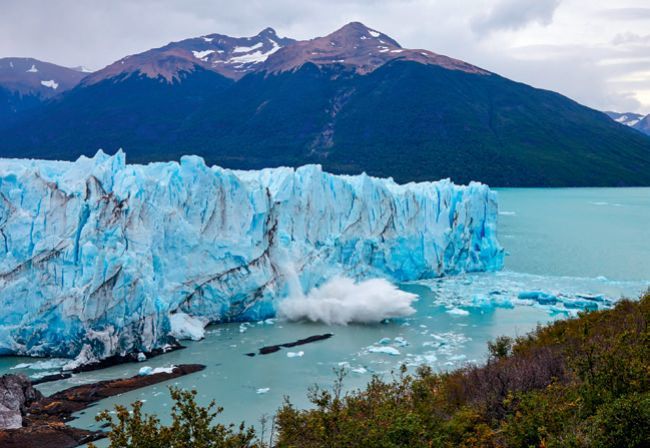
[612,32,650,45]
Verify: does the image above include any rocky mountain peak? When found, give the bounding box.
[81,23,488,86]
[329,21,401,47]
[260,22,487,75]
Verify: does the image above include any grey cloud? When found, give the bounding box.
[599,8,650,20]
[472,0,561,35]
[612,32,650,45]
[492,41,650,112]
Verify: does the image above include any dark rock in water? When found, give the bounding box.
[0,364,205,448]
[282,334,334,348]
[258,345,282,355]
[249,333,334,356]
[0,374,43,429]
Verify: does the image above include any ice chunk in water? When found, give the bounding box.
[368,346,401,356]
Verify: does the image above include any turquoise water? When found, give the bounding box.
[2,188,649,438]
[498,188,650,281]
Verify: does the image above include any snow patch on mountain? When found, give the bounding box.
[40,79,59,90]
[233,42,264,53]
[192,50,215,60]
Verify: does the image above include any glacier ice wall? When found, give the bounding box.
[0,151,502,362]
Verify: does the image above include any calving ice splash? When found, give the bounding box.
[0,150,503,366]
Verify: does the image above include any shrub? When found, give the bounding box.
[88,387,258,448]
[487,335,513,359]
[588,392,650,448]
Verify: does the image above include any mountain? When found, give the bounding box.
[2,23,650,187]
[638,116,650,135]
[606,111,650,136]
[0,57,87,122]
[0,29,297,155]
[259,22,484,76]
[82,27,295,83]
[605,111,644,127]
[0,57,87,96]
[179,61,650,186]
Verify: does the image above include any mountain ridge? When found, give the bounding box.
[82,27,296,84]
[1,22,650,187]
[80,22,488,85]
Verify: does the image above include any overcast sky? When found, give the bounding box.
[2,0,649,113]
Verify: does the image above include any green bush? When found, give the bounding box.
[487,335,513,359]
[588,392,650,448]
[89,387,258,448]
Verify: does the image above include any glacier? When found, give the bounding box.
[0,151,503,365]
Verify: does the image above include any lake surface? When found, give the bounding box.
[2,188,649,439]
[498,188,650,281]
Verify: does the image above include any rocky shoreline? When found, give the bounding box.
[0,364,205,448]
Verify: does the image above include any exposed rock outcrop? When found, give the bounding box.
[0,364,205,448]
[0,374,42,429]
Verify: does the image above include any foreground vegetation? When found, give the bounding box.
[92,292,649,447]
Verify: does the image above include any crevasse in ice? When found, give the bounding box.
[0,151,503,364]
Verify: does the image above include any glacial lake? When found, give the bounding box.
[2,187,649,439]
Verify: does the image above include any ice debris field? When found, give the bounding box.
[0,151,503,366]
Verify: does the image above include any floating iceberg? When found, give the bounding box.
[0,151,502,365]
[368,346,401,356]
[417,271,648,316]
[518,291,558,305]
[446,307,470,316]
[138,365,175,376]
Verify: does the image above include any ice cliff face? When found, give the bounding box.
[0,151,502,363]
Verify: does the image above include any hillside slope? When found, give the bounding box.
[2,24,650,186]
[178,61,650,186]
